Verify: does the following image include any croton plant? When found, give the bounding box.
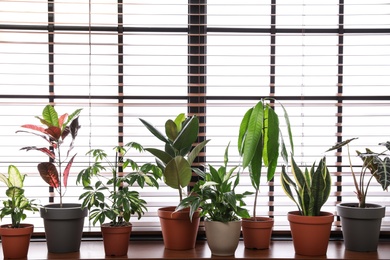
[16,105,82,206]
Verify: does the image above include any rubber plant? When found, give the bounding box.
[0,165,39,227]
[139,113,210,202]
[238,98,293,218]
[281,156,330,216]
[326,138,390,208]
[77,142,162,226]
[16,104,82,207]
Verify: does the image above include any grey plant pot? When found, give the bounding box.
[204,220,241,256]
[40,203,88,253]
[337,203,385,252]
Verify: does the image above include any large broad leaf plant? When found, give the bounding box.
[326,138,390,208]
[16,105,82,206]
[139,113,210,202]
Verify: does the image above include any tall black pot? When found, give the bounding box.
[40,203,88,253]
[337,203,385,252]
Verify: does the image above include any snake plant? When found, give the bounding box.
[281,156,330,216]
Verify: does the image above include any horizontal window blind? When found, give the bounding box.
[0,0,389,234]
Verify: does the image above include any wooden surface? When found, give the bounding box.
[3,239,389,259]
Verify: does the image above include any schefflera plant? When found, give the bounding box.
[281,156,331,216]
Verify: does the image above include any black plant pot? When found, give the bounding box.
[337,203,385,252]
[40,203,88,253]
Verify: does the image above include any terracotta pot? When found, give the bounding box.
[242,217,274,249]
[204,220,241,256]
[0,223,34,259]
[101,223,132,256]
[288,211,334,256]
[40,203,88,253]
[337,203,385,252]
[158,206,200,250]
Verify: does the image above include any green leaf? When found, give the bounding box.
[42,105,59,127]
[187,139,210,165]
[8,165,24,188]
[165,119,178,141]
[139,118,170,144]
[145,148,173,165]
[164,156,192,189]
[242,101,264,169]
[238,108,252,156]
[172,115,199,152]
[174,113,186,132]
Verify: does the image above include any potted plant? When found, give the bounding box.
[16,104,87,253]
[139,113,210,250]
[238,98,293,249]
[77,142,161,256]
[0,165,39,259]
[176,144,252,256]
[281,155,333,256]
[326,138,389,252]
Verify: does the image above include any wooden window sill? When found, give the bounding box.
[4,239,389,259]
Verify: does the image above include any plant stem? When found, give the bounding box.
[346,144,361,205]
[253,188,259,219]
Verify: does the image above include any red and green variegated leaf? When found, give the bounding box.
[58,113,67,129]
[19,124,47,134]
[45,126,62,140]
[37,162,60,188]
[20,146,55,160]
[63,154,77,188]
[16,129,51,145]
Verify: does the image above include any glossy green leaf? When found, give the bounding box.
[164,156,192,189]
[172,115,199,152]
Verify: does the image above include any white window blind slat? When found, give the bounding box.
[0,0,389,233]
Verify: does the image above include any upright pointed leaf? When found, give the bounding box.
[187,139,210,165]
[8,165,23,188]
[139,118,170,144]
[172,115,199,152]
[165,119,178,141]
[42,105,59,127]
[63,154,77,188]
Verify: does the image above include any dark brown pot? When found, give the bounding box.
[288,211,334,256]
[0,223,34,259]
[242,217,274,249]
[101,223,132,257]
[158,206,200,250]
